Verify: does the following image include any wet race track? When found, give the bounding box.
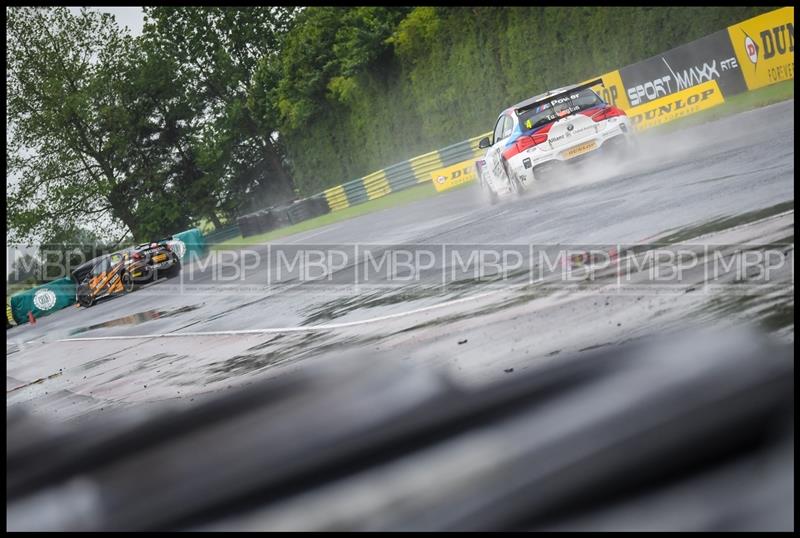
[6,100,795,421]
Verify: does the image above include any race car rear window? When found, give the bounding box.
[518,88,604,131]
[91,257,112,276]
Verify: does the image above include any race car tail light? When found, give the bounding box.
[591,106,626,122]
[502,132,549,160]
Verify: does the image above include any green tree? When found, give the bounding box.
[141,7,299,217]
[275,7,409,129]
[7,7,195,243]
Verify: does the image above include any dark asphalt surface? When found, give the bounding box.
[6,99,795,419]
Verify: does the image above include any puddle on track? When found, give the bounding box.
[68,304,203,336]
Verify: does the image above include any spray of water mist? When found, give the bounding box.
[471,104,791,205]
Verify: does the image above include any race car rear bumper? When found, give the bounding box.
[130,256,179,282]
[512,119,634,184]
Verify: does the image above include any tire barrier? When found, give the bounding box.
[286,196,330,225]
[231,195,333,240]
[237,213,258,238]
[203,225,241,245]
[320,131,491,212]
[9,277,77,325]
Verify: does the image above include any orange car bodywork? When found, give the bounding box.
[83,255,128,303]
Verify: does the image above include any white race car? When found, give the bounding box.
[475,79,636,204]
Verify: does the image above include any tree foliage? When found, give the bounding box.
[7,7,142,243]
[141,7,299,217]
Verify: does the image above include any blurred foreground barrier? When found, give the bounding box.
[6,328,793,531]
[9,277,77,325]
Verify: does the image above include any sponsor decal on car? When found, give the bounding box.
[33,288,57,311]
[561,141,598,160]
[625,79,725,131]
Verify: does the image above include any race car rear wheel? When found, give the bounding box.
[122,272,134,293]
[511,174,526,197]
[479,170,499,206]
[163,259,182,279]
[77,285,94,308]
[500,158,524,197]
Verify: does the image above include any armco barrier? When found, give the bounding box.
[320,131,491,212]
[9,277,77,325]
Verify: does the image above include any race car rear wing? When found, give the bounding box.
[515,78,605,116]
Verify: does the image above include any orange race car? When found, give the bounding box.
[71,240,182,308]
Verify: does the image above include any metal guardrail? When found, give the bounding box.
[323,131,491,212]
[207,131,492,242]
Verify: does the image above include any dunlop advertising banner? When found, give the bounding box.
[582,70,631,111]
[625,79,725,131]
[727,7,794,91]
[431,159,476,192]
[619,29,747,108]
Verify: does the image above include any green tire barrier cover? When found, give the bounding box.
[9,277,77,325]
[168,228,207,263]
